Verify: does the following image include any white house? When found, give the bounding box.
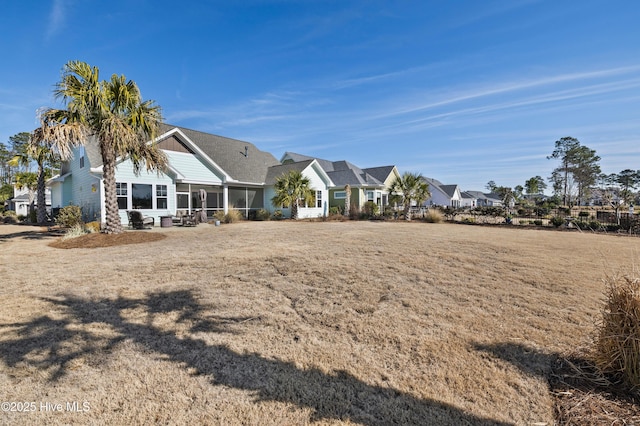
[423,178,463,208]
[48,124,335,225]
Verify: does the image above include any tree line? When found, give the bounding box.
[486,136,639,210]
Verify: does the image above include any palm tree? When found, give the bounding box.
[42,61,167,233]
[271,170,315,219]
[13,171,38,221]
[30,112,86,223]
[387,172,430,220]
[344,184,351,217]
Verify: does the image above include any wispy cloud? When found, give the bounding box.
[45,0,67,41]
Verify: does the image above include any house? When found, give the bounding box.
[265,159,333,219]
[281,152,399,213]
[48,124,338,225]
[7,186,51,217]
[464,191,503,207]
[423,178,463,208]
[460,191,477,208]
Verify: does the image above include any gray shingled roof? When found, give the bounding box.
[362,166,395,183]
[283,152,389,187]
[161,124,280,184]
[265,160,315,185]
[439,184,459,198]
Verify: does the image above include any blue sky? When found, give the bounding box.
[2,1,639,191]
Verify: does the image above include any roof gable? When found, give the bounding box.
[161,124,280,184]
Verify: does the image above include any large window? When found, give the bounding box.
[132,184,152,209]
[116,182,127,210]
[176,193,189,210]
[156,185,168,209]
[334,191,346,199]
[316,191,322,208]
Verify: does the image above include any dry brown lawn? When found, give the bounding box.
[0,220,639,425]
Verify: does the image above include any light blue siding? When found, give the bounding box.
[165,151,225,183]
[114,159,176,225]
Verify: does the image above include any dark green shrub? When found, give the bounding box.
[56,205,83,228]
[363,201,379,217]
[588,220,601,230]
[550,216,565,227]
[533,219,543,226]
[254,209,270,221]
[606,224,621,232]
[271,210,283,220]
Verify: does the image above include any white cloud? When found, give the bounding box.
[45,0,67,41]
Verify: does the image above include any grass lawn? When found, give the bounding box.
[0,220,639,425]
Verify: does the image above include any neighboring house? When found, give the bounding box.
[423,177,463,208]
[460,191,477,208]
[7,186,51,217]
[465,191,503,207]
[49,124,287,224]
[281,152,399,213]
[265,159,333,219]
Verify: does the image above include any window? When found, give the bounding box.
[156,185,168,209]
[116,182,127,210]
[316,191,322,208]
[176,193,189,210]
[132,184,152,209]
[334,191,346,199]
[367,191,374,202]
[79,146,85,168]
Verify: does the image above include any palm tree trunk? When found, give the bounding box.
[291,201,298,220]
[102,146,123,234]
[404,203,411,221]
[36,163,46,224]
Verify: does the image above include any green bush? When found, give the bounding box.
[550,216,565,227]
[363,201,379,217]
[533,219,543,226]
[254,209,270,221]
[328,206,340,216]
[56,205,83,228]
[271,210,283,220]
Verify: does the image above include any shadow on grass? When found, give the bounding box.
[0,290,511,425]
[474,341,640,421]
[0,225,63,242]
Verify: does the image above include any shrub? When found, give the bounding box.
[594,274,640,389]
[328,206,340,216]
[363,201,379,217]
[3,215,17,224]
[550,216,565,227]
[271,210,283,220]
[254,209,271,221]
[423,209,443,223]
[62,224,88,240]
[533,219,543,226]
[56,205,83,228]
[224,208,243,223]
[588,220,601,230]
[85,221,101,233]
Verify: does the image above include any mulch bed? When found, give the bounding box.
[550,355,640,424]
[49,231,166,249]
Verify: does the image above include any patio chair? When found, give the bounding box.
[127,210,155,229]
